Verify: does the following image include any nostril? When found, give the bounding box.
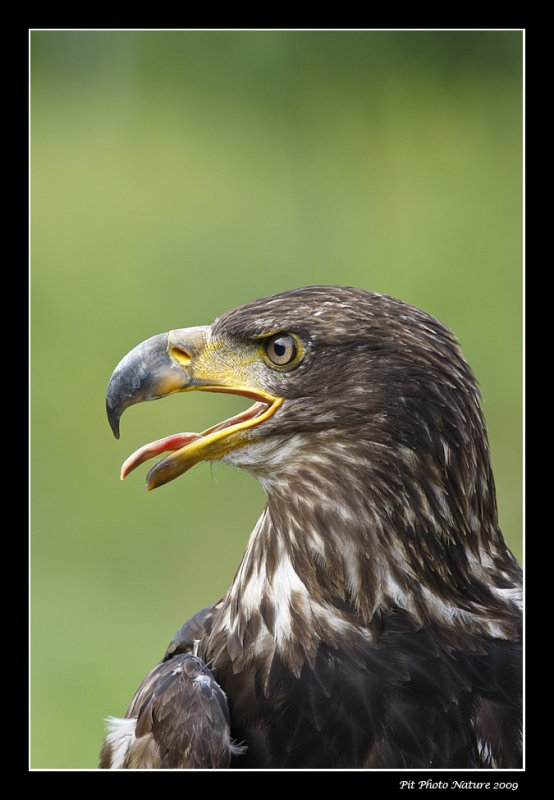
[170,346,193,366]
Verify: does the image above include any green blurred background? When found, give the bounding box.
[31,30,522,769]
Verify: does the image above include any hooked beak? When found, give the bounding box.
[106,327,282,489]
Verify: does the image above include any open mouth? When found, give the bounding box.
[120,387,283,489]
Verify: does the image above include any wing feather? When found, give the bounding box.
[99,653,244,769]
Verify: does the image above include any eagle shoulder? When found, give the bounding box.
[209,609,521,768]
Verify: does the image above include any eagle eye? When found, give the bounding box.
[263,333,300,368]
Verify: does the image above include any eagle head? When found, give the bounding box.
[106,286,492,516]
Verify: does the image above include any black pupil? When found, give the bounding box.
[274,340,287,357]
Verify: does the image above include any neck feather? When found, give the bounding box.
[210,435,521,675]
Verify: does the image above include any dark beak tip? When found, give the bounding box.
[106,399,121,439]
[109,415,121,439]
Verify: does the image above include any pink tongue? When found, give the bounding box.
[121,432,199,480]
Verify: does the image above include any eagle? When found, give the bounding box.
[101,286,522,769]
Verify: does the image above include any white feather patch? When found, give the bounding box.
[104,716,137,769]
